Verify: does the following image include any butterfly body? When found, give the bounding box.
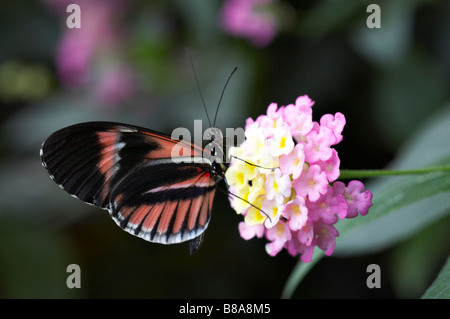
[41,121,226,254]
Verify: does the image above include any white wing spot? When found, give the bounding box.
[119,127,138,133]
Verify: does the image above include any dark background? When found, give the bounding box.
[0,0,449,298]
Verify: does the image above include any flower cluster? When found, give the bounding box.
[225,95,373,262]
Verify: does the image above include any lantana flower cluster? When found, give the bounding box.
[225,95,373,262]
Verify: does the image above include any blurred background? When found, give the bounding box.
[0,0,449,298]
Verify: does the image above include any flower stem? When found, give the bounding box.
[339,165,450,179]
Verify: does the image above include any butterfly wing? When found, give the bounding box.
[109,159,216,249]
[41,121,217,253]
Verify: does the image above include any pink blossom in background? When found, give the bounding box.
[56,28,96,88]
[220,0,278,47]
[226,95,373,262]
[94,64,136,107]
[44,0,134,106]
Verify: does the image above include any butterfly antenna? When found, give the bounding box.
[186,48,212,128]
[213,67,238,127]
[230,155,277,171]
[227,191,272,223]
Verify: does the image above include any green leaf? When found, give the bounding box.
[390,218,450,298]
[281,249,323,299]
[421,256,450,299]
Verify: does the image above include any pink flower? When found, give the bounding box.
[314,222,339,256]
[227,95,373,262]
[292,165,328,202]
[239,221,265,240]
[295,95,315,110]
[286,230,315,262]
[303,125,335,163]
[220,0,278,47]
[95,65,135,106]
[266,102,280,119]
[286,221,339,261]
[52,0,121,87]
[333,181,373,218]
[282,196,308,231]
[307,188,348,224]
[279,144,305,179]
[296,220,314,246]
[320,112,346,144]
[265,220,291,256]
[315,149,341,182]
[56,28,95,88]
[46,0,134,106]
[283,104,314,138]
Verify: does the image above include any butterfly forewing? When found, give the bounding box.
[41,121,220,253]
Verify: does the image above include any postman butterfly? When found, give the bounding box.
[41,66,237,254]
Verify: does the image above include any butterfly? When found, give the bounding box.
[40,66,237,254]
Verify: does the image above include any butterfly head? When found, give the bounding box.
[203,126,228,166]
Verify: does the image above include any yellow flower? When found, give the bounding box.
[230,184,251,215]
[225,160,257,190]
[248,174,266,203]
[244,196,265,225]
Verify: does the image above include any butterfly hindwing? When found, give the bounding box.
[109,159,216,247]
[41,121,219,253]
